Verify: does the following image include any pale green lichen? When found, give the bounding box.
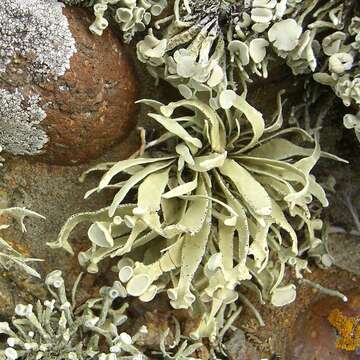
[0,269,208,360]
[46,1,352,342]
[306,1,360,139]
[0,207,44,279]
[49,89,342,340]
[72,0,360,138]
[135,0,307,97]
[2,0,357,354]
[84,0,168,42]
[0,270,145,360]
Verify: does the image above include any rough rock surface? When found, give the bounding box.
[0,135,138,318]
[287,289,360,360]
[37,7,138,164]
[225,329,260,360]
[0,2,137,165]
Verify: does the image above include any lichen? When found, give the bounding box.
[134,0,307,96]
[79,0,360,139]
[0,270,146,360]
[0,0,77,81]
[0,89,48,155]
[2,0,358,354]
[40,0,356,345]
[49,89,341,340]
[85,0,168,42]
[0,150,44,278]
[0,270,207,360]
[0,207,44,279]
[328,308,360,352]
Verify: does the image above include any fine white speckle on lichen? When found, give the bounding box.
[0,89,49,155]
[0,0,76,81]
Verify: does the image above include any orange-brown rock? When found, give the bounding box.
[37,7,137,165]
[287,289,360,360]
[0,5,137,165]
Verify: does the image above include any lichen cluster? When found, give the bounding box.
[50,0,352,345]
[328,308,360,351]
[0,90,48,156]
[0,269,206,359]
[0,0,77,155]
[0,0,76,81]
[0,270,144,360]
[49,90,341,340]
[0,149,44,278]
[70,0,360,139]
[310,2,360,140]
[84,0,168,42]
[1,0,359,358]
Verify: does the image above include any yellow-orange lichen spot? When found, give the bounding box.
[328,308,360,351]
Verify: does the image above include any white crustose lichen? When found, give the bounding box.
[0,0,77,81]
[0,89,49,155]
[0,0,78,156]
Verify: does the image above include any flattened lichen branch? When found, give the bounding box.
[50,89,340,340]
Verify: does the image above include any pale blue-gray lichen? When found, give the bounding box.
[0,90,48,155]
[0,0,78,155]
[0,0,76,81]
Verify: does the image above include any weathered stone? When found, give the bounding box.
[0,277,14,319]
[225,329,260,360]
[128,294,175,350]
[0,2,137,165]
[287,289,360,359]
[327,233,360,276]
[0,135,138,316]
[37,7,138,165]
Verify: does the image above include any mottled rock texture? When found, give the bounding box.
[287,289,360,360]
[0,0,76,157]
[0,2,137,165]
[37,7,138,165]
[0,136,138,318]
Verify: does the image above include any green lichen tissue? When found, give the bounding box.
[0,0,359,359]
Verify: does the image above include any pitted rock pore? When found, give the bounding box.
[0,4,137,165]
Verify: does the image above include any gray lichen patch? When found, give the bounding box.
[0,89,49,155]
[0,0,77,82]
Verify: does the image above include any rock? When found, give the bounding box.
[0,135,138,316]
[128,295,175,350]
[0,277,14,318]
[327,233,360,276]
[0,1,137,165]
[287,289,360,359]
[225,329,260,360]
